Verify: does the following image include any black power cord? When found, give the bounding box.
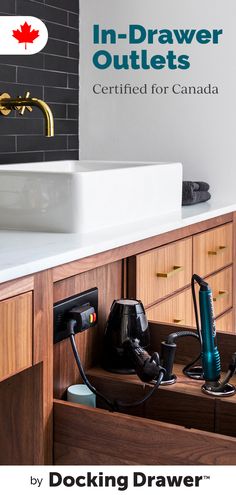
[115,370,164,409]
[67,319,164,412]
[69,330,115,411]
[182,353,202,379]
[161,329,202,381]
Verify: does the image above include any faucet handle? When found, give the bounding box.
[16,91,33,115]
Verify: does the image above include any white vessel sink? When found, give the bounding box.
[0,160,182,233]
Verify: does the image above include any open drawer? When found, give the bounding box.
[53,321,236,465]
[53,397,236,465]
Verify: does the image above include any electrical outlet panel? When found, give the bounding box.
[53,288,98,344]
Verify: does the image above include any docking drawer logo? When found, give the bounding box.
[0,17,48,54]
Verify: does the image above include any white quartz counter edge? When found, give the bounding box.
[0,198,235,284]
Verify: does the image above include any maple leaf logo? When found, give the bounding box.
[13,21,39,50]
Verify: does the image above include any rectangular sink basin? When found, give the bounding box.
[0,160,182,233]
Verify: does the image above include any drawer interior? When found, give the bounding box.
[53,397,236,465]
[53,322,236,465]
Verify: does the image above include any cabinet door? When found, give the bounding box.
[146,288,194,327]
[136,237,192,307]
[193,223,233,277]
[0,292,32,381]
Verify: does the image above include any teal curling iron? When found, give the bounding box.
[192,274,236,396]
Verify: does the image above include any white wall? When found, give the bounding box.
[80,0,236,200]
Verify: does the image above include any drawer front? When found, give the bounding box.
[146,288,193,327]
[206,267,232,318]
[54,399,236,465]
[216,310,234,334]
[0,292,32,381]
[136,237,192,307]
[193,223,233,277]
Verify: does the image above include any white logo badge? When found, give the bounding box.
[0,17,48,55]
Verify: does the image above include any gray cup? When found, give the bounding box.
[67,384,96,408]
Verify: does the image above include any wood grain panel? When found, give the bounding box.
[54,443,136,465]
[216,310,234,334]
[0,276,34,302]
[205,267,233,318]
[0,292,32,382]
[53,262,123,399]
[215,400,236,438]
[87,368,214,432]
[232,212,236,330]
[146,288,194,327]
[53,214,233,282]
[33,270,54,465]
[193,222,233,277]
[54,399,236,465]
[136,237,192,307]
[0,365,43,465]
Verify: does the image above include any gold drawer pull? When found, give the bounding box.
[173,318,184,324]
[156,265,184,278]
[213,290,228,302]
[208,246,227,256]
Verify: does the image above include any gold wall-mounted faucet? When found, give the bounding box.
[0,91,54,137]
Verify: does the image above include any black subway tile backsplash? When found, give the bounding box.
[17,67,68,88]
[55,119,78,135]
[0,152,44,164]
[43,39,68,57]
[44,150,78,161]
[68,13,79,29]
[44,54,78,74]
[0,54,44,70]
[0,65,17,82]
[67,104,78,119]
[16,0,68,26]
[68,74,79,89]
[68,135,79,150]
[17,135,68,152]
[45,1,79,14]
[0,82,44,99]
[45,21,78,43]
[0,0,79,165]
[0,0,16,14]
[0,118,44,136]
[44,86,78,104]
[68,43,79,59]
[0,136,16,153]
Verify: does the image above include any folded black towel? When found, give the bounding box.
[194,181,210,192]
[182,181,211,206]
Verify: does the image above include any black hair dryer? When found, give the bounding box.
[103,299,150,374]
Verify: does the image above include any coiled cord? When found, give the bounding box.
[68,320,164,412]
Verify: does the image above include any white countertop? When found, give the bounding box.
[0,197,235,284]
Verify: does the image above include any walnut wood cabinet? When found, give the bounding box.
[0,212,236,466]
[0,292,32,382]
[128,218,235,334]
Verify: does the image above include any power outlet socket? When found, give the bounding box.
[53,288,98,344]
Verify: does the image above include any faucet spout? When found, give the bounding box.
[29,98,54,137]
[0,93,54,137]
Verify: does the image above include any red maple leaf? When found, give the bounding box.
[12,21,39,50]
